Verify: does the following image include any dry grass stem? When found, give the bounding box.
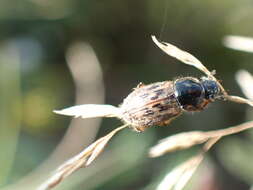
[37,124,128,190]
[156,136,220,190]
[202,136,221,152]
[149,120,253,157]
[225,95,253,107]
[156,153,204,190]
[149,131,209,157]
[205,120,253,137]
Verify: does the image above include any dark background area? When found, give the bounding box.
[0,0,253,190]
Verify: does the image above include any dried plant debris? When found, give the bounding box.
[149,131,209,157]
[39,36,253,190]
[157,153,204,190]
[151,36,213,77]
[38,124,128,190]
[54,104,122,118]
[149,120,253,158]
[156,137,220,190]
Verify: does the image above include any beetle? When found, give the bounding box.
[120,76,220,132]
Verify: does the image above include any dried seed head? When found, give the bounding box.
[155,136,220,190]
[53,104,122,118]
[37,125,128,190]
[149,131,209,157]
[151,35,213,77]
[156,154,204,190]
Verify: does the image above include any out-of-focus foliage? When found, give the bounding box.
[0,0,253,190]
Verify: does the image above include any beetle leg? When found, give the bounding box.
[134,82,145,89]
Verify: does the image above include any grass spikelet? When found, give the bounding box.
[38,124,128,190]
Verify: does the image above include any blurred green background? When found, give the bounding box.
[0,0,253,190]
